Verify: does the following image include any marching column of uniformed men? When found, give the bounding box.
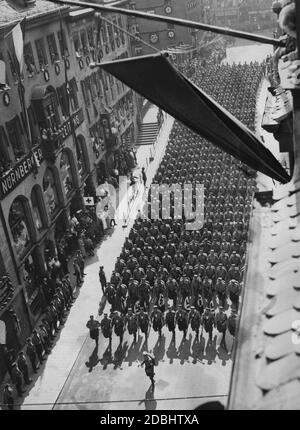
[93,303,237,350]
[95,62,260,358]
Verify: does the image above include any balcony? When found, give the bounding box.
[41,109,84,161]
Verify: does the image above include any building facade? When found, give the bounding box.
[129,0,204,56]
[207,0,277,32]
[0,0,141,381]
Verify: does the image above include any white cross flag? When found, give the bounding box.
[84,196,95,206]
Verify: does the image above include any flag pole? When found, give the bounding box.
[49,0,285,47]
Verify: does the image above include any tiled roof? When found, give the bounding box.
[229,179,300,409]
[0,0,68,28]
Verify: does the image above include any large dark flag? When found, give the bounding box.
[101,53,290,184]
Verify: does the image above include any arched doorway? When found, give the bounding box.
[60,149,76,197]
[31,184,47,232]
[8,197,32,260]
[43,167,60,219]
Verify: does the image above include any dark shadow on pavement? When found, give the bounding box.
[217,343,231,366]
[138,338,149,361]
[85,346,101,372]
[177,333,192,365]
[113,342,128,369]
[166,335,178,364]
[191,335,206,364]
[100,344,113,370]
[138,384,157,410]
[153,335,166,363]
[125,337,143,366]
[204,335,218,365]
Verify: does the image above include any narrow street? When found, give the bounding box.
[18,44,272,411]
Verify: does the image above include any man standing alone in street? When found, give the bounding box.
[140,351,156,387]
[141,167,147,188]
[86,315,101,348]
[99,266,107,294]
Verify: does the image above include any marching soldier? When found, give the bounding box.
[150,305,164,338]
[215,277,227,308]
[189,306,201,339]
[126,308,139,343]
[202,275,214,306]
[165,305,176,337]
[111,311,125,345]
[128,278,139,308]
[138,277,151,311]
[175,305,188,339]
[105,283,116,311]
[202,306,215,343]
[100,313,112,344]
[138,307,150,341]
[228,309,237,338]
[228,279,241,310]
[166,276,179,308]
[153,276,166,312]
[215,306,228,348]
[116,283,128,314]
[86,315,101,348]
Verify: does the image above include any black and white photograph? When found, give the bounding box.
[0,0,299,415]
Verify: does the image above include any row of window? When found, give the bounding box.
[23,30,69,77]
[73,17,126,59]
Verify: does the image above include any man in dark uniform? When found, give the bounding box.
[138,307,150,341]
[215,277,227,308]
[202,306,215,343]
[140,351,156,386]
[138,277,151,311]
[116,283,128,314]
[99,266,107,293]
[153,276,166,312]
[100,313,112,344]
[105,283,116,311]
[175,305,188,339]
[111,311,125,345]
[86,315,101,348]
[128,278,139,308]
[215,306,228,348]
[189,306,201,339]
[202,275,214,306]
[125,308,138,343]
[17,352,32,385]
[165,305,176,337]
[228,309,237,338]
[150,305,164,338]
[166,276,178,308]
[228,279,241,310]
